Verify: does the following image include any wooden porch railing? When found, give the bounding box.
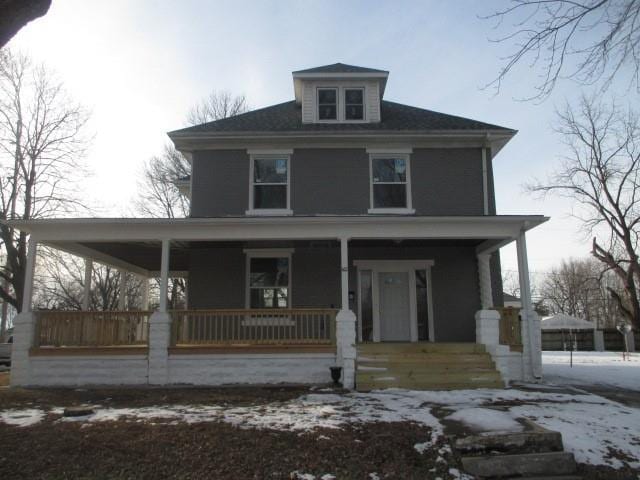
[494,307,522,349]
[170,309,337,346]
[34,311,151,347]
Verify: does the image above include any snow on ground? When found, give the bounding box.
[0,408,45,427]
[543,351,640,391]
[445,407,523,433]
[1,388,639,469]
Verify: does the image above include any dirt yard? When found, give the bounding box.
[0,386,462,480]
[0,385,637,479]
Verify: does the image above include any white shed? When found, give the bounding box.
[541,314,595,330]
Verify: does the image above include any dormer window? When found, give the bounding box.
[318,88,337,120]
[345,88,364,120]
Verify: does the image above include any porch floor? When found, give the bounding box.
[356,342,504,391]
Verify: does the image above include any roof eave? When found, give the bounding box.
[168,129,517,155]
[168,128,517,140]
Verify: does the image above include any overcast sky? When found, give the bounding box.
[8,0,639,281]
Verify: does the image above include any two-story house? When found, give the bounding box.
[7,63,546,389]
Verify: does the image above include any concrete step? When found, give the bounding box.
[357,378,505,391]
[357,370,503,383]
[358,353,496,364]
[357,342,486,354]
[357,363,498,374]
[454,428,564,456]
[461,452,577,478]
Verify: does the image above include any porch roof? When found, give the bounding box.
[5,215,548,277]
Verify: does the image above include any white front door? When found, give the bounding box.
[355,260,435,343]
[379,272,412,341]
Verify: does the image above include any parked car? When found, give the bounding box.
[0,336,12,366]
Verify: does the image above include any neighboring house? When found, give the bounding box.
[503,292,522,309]
[6,63,547,389]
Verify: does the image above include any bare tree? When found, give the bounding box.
[0,50,90,312]
[484,0,640,100]
[35,249,142,311]
[185,90,248,126]
[540,257,620,327]
[135,91,247,309]
[529,96,640,329]
[502,270,522,298]
[134,144,190,218]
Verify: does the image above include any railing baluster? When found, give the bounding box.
[33,309,337,349]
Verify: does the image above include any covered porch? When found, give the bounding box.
[7,215,547,388]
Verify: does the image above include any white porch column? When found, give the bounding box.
[340,237,349,310]
[477,253,493,309]
[11,237,38,386]
[82,259,92,311]
[159,239,170,313]
[140,276,149,310]
[118,270,127,311]
[336,237,357,389]
[21,237,38,314]
[149,239,171,385]
[516,230,542,380]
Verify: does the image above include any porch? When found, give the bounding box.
[6,215,546,388]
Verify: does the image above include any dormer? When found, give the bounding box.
[292,63,389,124]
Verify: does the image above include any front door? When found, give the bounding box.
[379,271,412,341]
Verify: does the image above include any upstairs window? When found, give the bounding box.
[369,155,413,212]
[250,156,290,212]
[345,88,364,120]
[318,88,337,120]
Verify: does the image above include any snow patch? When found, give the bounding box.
[543,351,640,391]
[0,408,45,427]
[291,472,315,480]
[445,407,523,432]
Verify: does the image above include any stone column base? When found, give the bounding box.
[336,309,357,389]
[148,312,171,385]
[475,309,500,346]
[9,312,36,387]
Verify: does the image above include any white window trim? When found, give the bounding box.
[315,86,368,123]
[246,153,292,216]
[244,248,294,309]
[368,153,415,214]
[354,259,435,343]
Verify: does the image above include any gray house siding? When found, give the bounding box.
[411,148,484,215]
[187,241,480,342]
[190,150,249,217]
[190,147,485,217]
[188,244,246,308]
[291,244,341,307]
[291,149,370,215]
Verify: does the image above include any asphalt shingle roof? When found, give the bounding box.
[170,100,513,136]
[292,63,388,74]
